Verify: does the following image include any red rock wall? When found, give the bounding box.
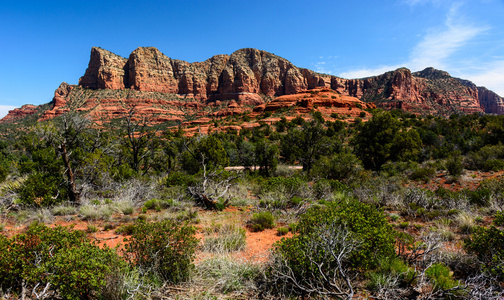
[74,47,502,115]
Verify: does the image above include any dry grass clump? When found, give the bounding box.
[454,212,476,233]
[203,222,247,253]
[195,255,261,295]
[51,204,78,216]
[79,204,113,221]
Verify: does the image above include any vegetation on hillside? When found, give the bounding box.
[1,108,504,299]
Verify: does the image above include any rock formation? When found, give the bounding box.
[0,105,38,123]
[3,47,504,125]
[477,87,504,115]
[75,47,497,115]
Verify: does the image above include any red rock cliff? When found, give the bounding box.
[77,47,500,115]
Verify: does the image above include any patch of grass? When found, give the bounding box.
[389,213,400,221]
[79,205,113,221]
[196,256,261,294]
[51,205,77,216]
[103,223,115,231]
[456,212,475,233]
[114,200,135,215]
[86,223,99,233]
[30,208,53,224]
[203,224,246,253]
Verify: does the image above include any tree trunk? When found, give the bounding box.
[61,141,80,205]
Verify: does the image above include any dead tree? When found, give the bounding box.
[186,155,237,210]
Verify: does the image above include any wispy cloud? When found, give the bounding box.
[408,3,488,70]
[337,2,489,80]
[339,64,403,79]
[463,60,504,96]
[403,0,442,6]
[0,105,17,119]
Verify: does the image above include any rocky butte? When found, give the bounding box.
[2,47,504,125]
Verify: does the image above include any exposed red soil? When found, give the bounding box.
[409,170,504,192]
[1,208,289,264]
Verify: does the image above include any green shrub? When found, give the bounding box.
[45,242,126,300]
[124,220,198,283]
[143,198,166,211]
[464,226,504,279]
[493,211,504,226]
[17,172,65,206]
[0,222,125,298]
[270,199,397,296]
[446,154,463,177]
[277,227,289,236]
[425,263,460,292]
[410,165,436,182]
[165,171,196,187]
[465,188,492,207]
[367,257,416,291]
[249,211,275,232]
[296,200,396,269]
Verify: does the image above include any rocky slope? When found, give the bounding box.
[2,47,503,125]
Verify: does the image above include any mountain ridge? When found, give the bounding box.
[2,47,503,124]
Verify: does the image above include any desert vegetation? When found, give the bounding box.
[1,109,504,299]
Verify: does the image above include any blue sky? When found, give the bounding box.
[1,0,503,118]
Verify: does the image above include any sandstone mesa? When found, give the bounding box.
[2,47,503,125]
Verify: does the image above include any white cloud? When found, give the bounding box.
[339,64,403,79]
[338,2,490,81]
[314,61,335,75]
[408,3,488,70]
[0,105,17,119]
[462,60,504,96]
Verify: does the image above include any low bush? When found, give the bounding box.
[464,226,504,279]
[288,199,396,269]
[124,219,199,283]
[0,222,125,299]
[269,199,396,297]
[165,171,197,187]
[277,227,289,236]
[367,257,416,292]
[409,165,436,182]
[17,172,65,206]
[248,211,275,232]
[494,211,504,226]
[425,263,460,292]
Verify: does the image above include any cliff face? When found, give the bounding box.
[77,47,498,115]
[477,87,504,115]
[3,47,503,125]
[0,105,39,124]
